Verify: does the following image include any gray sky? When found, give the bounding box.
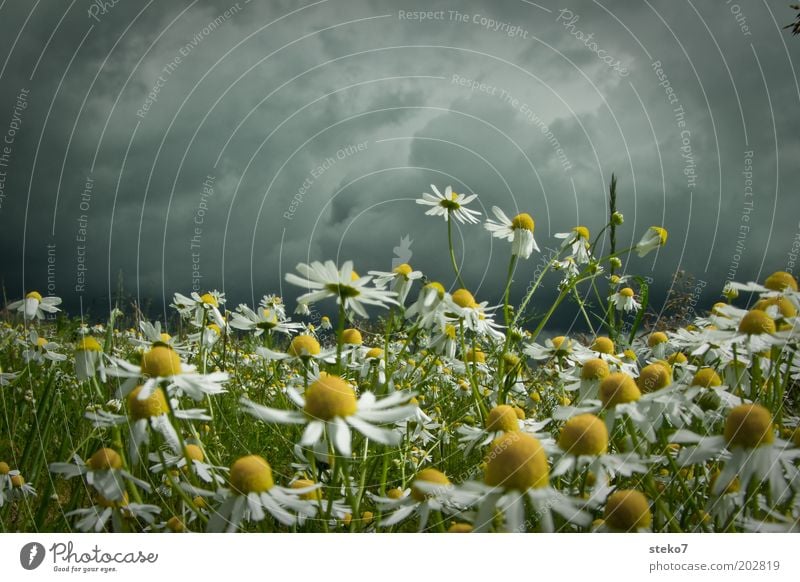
[1,0,798,327]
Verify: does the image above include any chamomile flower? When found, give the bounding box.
[372,468,458,531]
[171,291,226,328]
[369,263,423,305]
[229,304,303,337]
[107,344,228,401]
[285,260,399,318]
[405,281,448,328]
[207,455,318,531]
[672,404,800,501]
[446,288,505,340]
[635,226,668,257]
[455,432,592,532]
[484,207,540,259]
[554,226,591,264]
[67,495,161,532]
[22,329,66,363]
[0,461,18,507]
[49,448,151,501]
[74,336,106,381]
[240,373,416,456]
[6,291,61,321]
[601,489,652,532]
[610,287,640,312]
[457,404,550,454]
[416,184,481,224]
[148,443,226,484]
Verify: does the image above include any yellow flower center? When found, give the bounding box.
[573,226,590,239]
[754,297,797,318]
[667,352,688,365]
[651,226,668,245]
[448,523,473,533]
[451,289,478,309]
[393,263,413,277]
[288,334,321,357]
[463,347,485,364]
[77,337,102,352]
[599,372,641,407]
[127,386,170,420]
[199,293,218,307]
[141,345,182,377]
[484,433,549,491]
[737,309,776,335]
[167,516,185,532]
[511,213,535,232]
[230,455,274,494]
[425,281,445,299]
[341,328,363,345]
[637,363,671,392]
[11,474,25,487]
[559,414,608,456]
[291,478,323,501]
[159,332,172,343]
[304,373,358,420]
[439,192,461,210]
[764,270,798,292]
[581,358,610,381]
[604,490,651,531]
[184,444,204,462]
[411,468,451,501]
[88,448,123,471]
[724,404,774,449]
[36,337,48,348]
[386,487,405,500]
[648,332,668,347]
[485,405,520,433]
[590,336,615,354]
[691,368,721,388]
[365,347,384,359]
[25,291,43,301]
[619,287,634,298]
[0,461,9,475]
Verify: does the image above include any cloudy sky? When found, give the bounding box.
[0,0,798,328]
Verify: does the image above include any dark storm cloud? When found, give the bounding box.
[1,0,798,328]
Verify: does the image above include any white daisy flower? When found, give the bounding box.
[106,344,228,401]
[49,448,151,501]
[635,226,668,257]
[453,433,592,532]
[416,184,481,224]
[229,304,303,337]
[372,468,459,531]
[554,226,591,264]
[207,455,318,531]
[240,373,416,457]
[68,497,161,532]
[6,290,61,320]
[21,329,67,364]
[610,287,641,312]
[74,336,107,381]
[285,260,399,318]
[672,404,800,501]
[172,290,226,328]
[406,281,448,329]
[484,207,539,259]
[368,263,423,305]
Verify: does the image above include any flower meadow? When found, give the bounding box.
[2,184,800,534]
